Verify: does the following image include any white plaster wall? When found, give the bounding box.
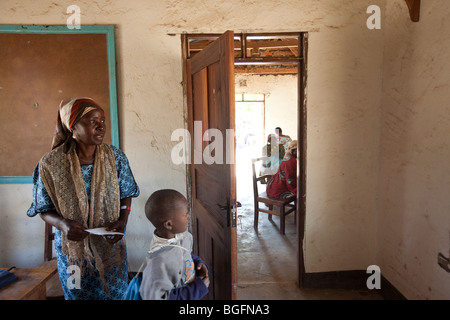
[235,74,297,143]
[0,0,384,284]
[379,1,450,299]
[305,25,383,273]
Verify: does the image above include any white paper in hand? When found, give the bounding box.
[85,227,124,236]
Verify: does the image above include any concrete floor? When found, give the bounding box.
[235,148,383,300]
[236,201,383,300]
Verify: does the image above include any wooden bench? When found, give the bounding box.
[0,267,57,300]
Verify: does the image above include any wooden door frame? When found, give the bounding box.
[297,32,308,287]
[181,32,308,289]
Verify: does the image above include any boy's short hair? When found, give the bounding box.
[145,189,187,228]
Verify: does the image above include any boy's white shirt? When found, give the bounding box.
[148,230,190,253]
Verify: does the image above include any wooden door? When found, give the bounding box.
[186,31,237,300]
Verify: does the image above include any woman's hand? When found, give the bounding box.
[39,212,88,242]
[104,218,127,244]
[60,219,89,241]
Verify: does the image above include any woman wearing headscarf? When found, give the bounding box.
[275,127,292,154]
[27,97,140,300]
[266,140,297,199]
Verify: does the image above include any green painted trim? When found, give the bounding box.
[105,25,120,149]
[0,24,110,34]
[0,176,33,184]
[0,25,119,184]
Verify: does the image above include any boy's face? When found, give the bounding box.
[170,200,190,234]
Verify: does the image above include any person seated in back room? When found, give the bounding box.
[266,140,297,199]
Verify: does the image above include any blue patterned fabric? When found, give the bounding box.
[27,145,140,300]
[54,229,130,300]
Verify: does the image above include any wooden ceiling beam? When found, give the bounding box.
[190,39,298,52]
[189,40,242,51]
[245,39,298,49]
[289,47,299,56]
[235,65,298,75]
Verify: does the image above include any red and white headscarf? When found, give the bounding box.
[52,97,102,152]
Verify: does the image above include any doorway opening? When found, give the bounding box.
[182,32,306,299]
[234,72,299,298]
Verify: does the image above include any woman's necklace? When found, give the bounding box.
[76,144,96,165]
[78,155,95,164]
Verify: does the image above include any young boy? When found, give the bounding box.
[139,189,210,300]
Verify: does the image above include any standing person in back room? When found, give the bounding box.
[275,127,292,155]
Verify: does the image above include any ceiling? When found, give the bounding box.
[187,34,301,75]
